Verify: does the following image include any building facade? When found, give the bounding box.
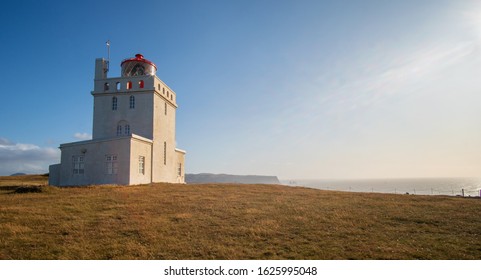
[49,54,185,186]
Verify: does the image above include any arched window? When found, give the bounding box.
[129,95,135,109]
[112,97,118,110]
[127,81,132,90]
[116,125,122,136]
[116,82,121,91]
[104,82,109,91]
[125,124,130,135]
[139,80,144,89]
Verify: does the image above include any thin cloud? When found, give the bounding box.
[74,132,92,140]
[0,137,60,175]
[351,42,475,105]
[262,40,478,148]
[0,137,13,145]
[321,41,476,113]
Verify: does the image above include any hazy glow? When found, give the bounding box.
[0,0,480,179]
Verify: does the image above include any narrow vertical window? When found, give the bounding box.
[78,156,84,174]
[127,81,132,90]
[116,82,121,91]
[164,102,167,115]
[112,97,118,110]
[139,156,145,174]
[125,124,130,135]
[72,156,78,174]
[178,163,182,176]
[163,142,167,165]
[116,125,122,136]
[139,80,144,88]
[129,95,135,109]
[104,82,109,91]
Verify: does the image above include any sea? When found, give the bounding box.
[282,177,481,197]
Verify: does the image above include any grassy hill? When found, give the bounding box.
[0,175,480,259]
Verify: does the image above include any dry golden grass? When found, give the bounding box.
[0,175,480,259]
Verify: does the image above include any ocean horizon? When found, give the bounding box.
[282,177,481,197]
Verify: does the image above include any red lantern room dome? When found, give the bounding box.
[121,54,157,77]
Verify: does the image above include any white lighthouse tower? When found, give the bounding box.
[49,54,186,186]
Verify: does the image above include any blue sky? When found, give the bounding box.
[1,0,481,179]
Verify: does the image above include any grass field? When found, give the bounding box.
[0,175,480,259]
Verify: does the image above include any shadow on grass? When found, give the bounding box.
[13,186,44,194]
[0,186,19,191]
[0,185,54,194]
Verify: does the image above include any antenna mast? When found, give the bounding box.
[105,40,110,74]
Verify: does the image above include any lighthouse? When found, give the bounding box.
[49,53,186,186]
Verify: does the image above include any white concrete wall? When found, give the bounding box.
[92,92,154,140]
[129,136,153,185]
[152,91,177,183]
[48,164,61,186]
[56,136,153,186]
[175,149,186,183]
[95,58,107,80]
[57,137,139,186]
[92,76,156,140]
[93,75,156,94]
